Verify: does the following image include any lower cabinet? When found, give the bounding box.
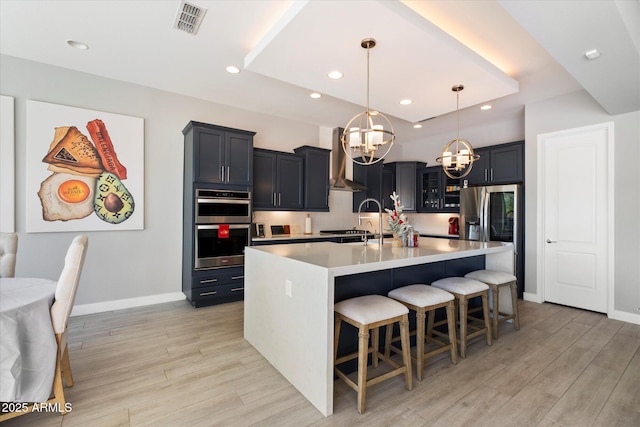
[186,266,245,308]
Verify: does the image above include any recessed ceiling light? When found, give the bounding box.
[226,65,241,74]
[328,71,343,80]
[585,49,600,60]
[310,92,321,99]
[480,104,492,110]
[67,40,89,50]
[400,99,412,105]
[413,124,422,129]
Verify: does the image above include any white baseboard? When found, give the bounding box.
[521,292,639,325]
[523,292,543,303]
[71,292,186,316]
[608,309,640,325]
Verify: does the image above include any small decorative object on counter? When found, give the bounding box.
[407,226,419,247]
[385,192,410,246]
[305,213,312,235]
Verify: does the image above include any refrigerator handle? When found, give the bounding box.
[481,188,489,242]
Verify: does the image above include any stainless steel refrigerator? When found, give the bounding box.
[459,184,524,297]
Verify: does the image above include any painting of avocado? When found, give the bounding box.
[26,100,144,232]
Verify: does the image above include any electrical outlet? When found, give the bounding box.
[285,280,292,297]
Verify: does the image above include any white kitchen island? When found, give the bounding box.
[243,238,514,416]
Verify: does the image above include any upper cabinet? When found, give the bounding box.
[385,162,420,212]
[294,146,331,212]
[352,161,384,212]
[465,141,524,186]
[253,149,304,211]
[417,166,461,213]
[382,165,394,211]
[183,121,254,187]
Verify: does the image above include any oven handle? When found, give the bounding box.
[196,224,251,230]
[196,198,250,205]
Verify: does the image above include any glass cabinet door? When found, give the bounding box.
[421,169,440,211]
[418,167,461,213]
[443,176,461,209]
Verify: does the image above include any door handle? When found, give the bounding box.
[226,166,230,182]
[546,239,557,243]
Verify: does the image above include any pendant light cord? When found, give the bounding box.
[366,44,370,118]
[456,89,460,141]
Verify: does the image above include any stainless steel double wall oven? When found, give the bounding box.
[193,189,251,270]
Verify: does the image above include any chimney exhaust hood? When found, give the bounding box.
[329,127,367,192]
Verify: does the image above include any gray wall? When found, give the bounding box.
[524,90,640,316]
[1,55,324,306]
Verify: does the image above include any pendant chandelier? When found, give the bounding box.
[341,38,394,166]
[436,84,479,179]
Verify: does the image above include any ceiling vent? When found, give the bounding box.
[174,1,206,35]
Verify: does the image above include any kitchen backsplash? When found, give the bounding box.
[253,191,458,237]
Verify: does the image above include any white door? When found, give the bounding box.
[540,123,613,313]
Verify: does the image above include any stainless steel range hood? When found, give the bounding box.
[329,127,367,192]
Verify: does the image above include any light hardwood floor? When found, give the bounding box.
[3,299,639,426]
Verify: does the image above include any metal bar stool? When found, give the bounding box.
[431,277,492,358]
[334,295,413,413]
[385,284,458,381]
[465,270,520,339]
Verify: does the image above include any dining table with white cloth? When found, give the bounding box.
[0,277,57,403]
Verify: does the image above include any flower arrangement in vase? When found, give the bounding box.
[384,192,410,246]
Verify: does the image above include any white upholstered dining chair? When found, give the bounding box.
[49,235,88,414]
[0,235,88,422]
[0,232,18,277]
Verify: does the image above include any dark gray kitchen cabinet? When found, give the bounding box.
[253,148,304,210]
[183,121,254,187]
[382,165,395,211]
[465,141,524,186]
[182,121,254,308]
[385,162,420,212]
[187,266,245,308]
[294,146,331,211]
[417,166,460,213]
[352,161,383,212]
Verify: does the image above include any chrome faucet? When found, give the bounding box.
[358,198,383,247]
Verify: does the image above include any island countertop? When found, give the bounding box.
[247,238,511,276]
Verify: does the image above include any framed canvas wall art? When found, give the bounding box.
[26,100,144,232]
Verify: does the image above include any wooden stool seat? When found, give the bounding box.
[386,285,458,381]
[431,277,492,358]
[465,269,520,339]
[334,295,413,413]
